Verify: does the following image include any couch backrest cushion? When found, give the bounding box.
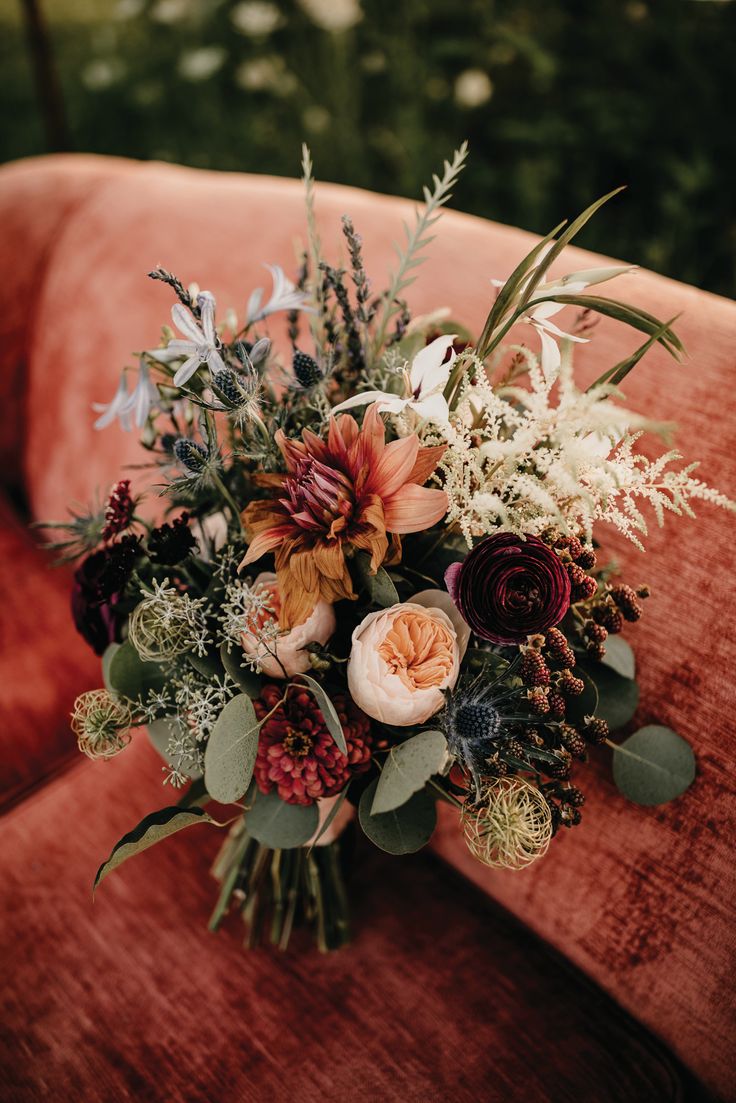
[2,155,734,1098]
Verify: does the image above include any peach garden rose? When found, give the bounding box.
[347,590,470,726]
[241,571,336,678]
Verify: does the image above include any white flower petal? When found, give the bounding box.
[171,303,204,343]
[198,291,217,344]
[331,390,399,414]
[411,391,451,425]
[246,287,263,323]
[206,348,226,375]
[409,333,457,395]
[173,355,201,387]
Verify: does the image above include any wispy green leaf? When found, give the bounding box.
[94,806,218,892]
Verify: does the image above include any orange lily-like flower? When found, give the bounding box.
[240,404,448,629]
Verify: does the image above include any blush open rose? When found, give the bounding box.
[347,591,469,725]
[445,533,571,645]
[241,572,335,678]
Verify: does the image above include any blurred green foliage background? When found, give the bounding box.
[2,0,735,296]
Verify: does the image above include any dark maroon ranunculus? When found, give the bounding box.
[70,538,140,655]
[445,533,571,645]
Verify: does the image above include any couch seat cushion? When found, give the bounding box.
[0,496,98,809]
[0,737,684,1102]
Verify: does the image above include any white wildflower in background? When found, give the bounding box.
[93,373,132,431]
[454,69,494,108]
[177,47,227,82]
[246,264,312,323]
[231,1,284,36]
[298,0,363,33]
[167,291,226,387]
[332,333,457,425]
[234,56,296,94]
[124,359,160,428]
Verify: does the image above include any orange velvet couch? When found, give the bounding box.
[1,154,734,1103]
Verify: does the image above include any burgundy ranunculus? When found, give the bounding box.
[445,533,571,645]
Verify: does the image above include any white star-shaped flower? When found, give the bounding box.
[332,333,457,425]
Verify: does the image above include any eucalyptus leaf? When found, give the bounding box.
[220,643,262,698]
[188,647,225,680]
[204,693,261,804]
[372,731,449,814]
[246,789,319,848]
[353,552,400,607]
[580,659,639,730]
[297,675,347,754]
[94,806,217,892]
[359,779,437,854]
[108,639,167,701]
[601,636,636,680]
[101,643,120,693]
[612,726,695,806]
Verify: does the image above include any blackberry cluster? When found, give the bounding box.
[546,533,598,602]
[582,580,650,658]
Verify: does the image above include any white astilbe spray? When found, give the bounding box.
[433,344,734,548]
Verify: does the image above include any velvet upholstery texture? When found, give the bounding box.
[0,738,684,1103]
[0,155,734,1099]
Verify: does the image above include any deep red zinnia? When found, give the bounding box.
[253,684,373,806]
[445,532,571,645]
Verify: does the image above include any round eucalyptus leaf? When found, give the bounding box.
[204,693,261,804]
[371,731,449,814]
[612,726,696,806]
[359,778,437,855]
[246,789,319,848]
[601,636,636,680]
[579,658,638,730]
[108,639,168,701]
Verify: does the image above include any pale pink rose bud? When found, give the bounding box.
[241,572,335,678]
[347,591,469,726]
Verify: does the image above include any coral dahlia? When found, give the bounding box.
[240,404,448,628]
[253,684,373,805]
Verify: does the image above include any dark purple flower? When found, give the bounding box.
[70,538,140,655]
[445,533,571,645]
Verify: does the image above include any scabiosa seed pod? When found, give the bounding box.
[173,438,209,474]
[462,777,553,869]
[445,533,571,645]
[292,349,324,388]
[584,717,609,744]
[610,584,644,622]
[71,689,134,760]
[519,649,551,687]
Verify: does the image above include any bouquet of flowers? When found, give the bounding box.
[46,145,733,951]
